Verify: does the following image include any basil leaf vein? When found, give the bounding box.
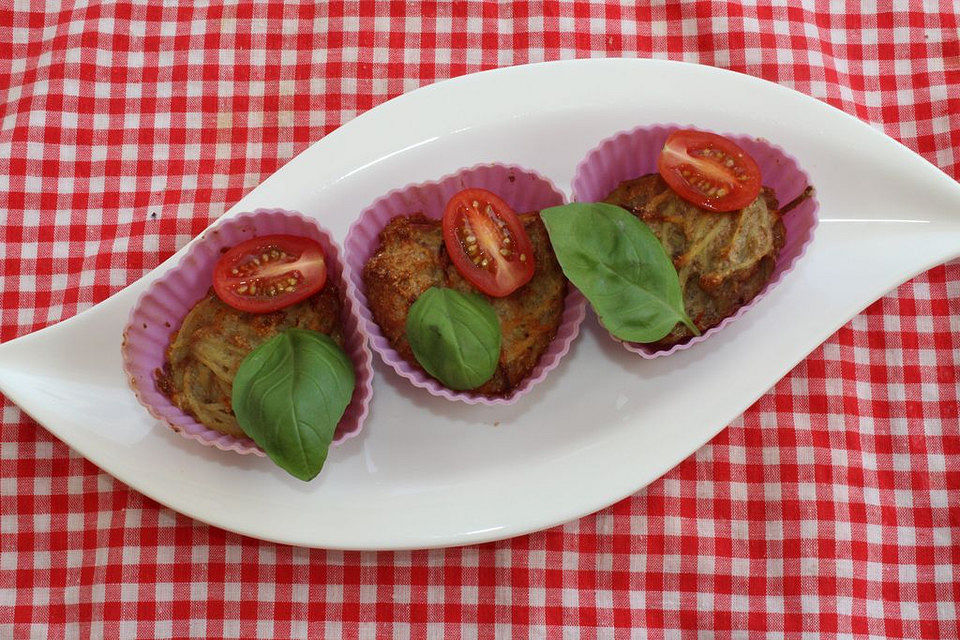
[540,202,698,343]
[406,287,501,391]
[232,328,355,481]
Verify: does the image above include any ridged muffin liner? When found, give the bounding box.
[571,124,819,358]
[122,209,374,456]
[343,164,587,405]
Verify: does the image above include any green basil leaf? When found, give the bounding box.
[232,329,355,481]
[406,287,501,390]
[540,202,698,343]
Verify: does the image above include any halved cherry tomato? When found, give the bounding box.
[657,129,762,212]
[213,235,327,313]
[442,188,535,297]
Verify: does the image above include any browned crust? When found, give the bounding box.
[362,212,567,396]
[604,174,786,348]
[157,288,344,437]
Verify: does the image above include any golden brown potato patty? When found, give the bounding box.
[603,174,785,348]
[157,288,344,437]
[362,212,567,396]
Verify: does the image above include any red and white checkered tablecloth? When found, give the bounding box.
[2,0,959,637]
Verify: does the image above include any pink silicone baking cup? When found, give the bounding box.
[121,209,374,455]
[571,124,819,358]
[343,163,587,405]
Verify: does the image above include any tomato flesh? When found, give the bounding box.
[213,235,327,313]
[658,129,762,212]
[442,188,536,298]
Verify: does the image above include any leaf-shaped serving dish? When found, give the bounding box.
[1,59,958,550]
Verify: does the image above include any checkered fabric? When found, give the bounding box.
[2,0,959,637]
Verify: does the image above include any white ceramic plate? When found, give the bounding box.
[1,59,958,550]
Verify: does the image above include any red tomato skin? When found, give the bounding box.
[441,189,535,298]
[212,235,327,313]
[657,130,762,212]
